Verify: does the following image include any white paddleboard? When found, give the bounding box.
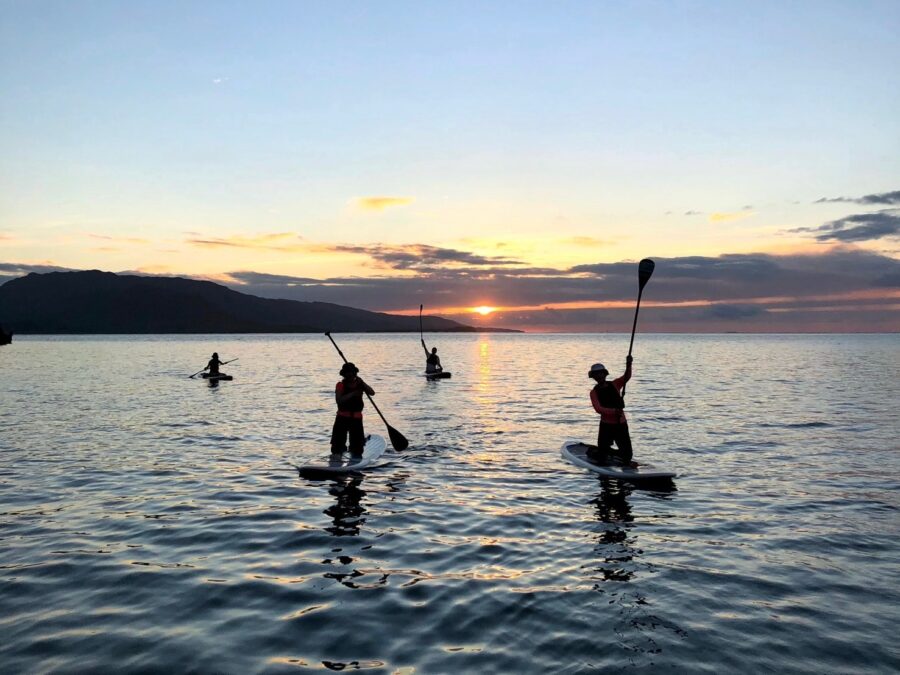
[297,434,388,476]
[561,439,676,482]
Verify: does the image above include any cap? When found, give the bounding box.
[340,362,359,377]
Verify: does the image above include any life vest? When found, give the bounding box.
[336,379,365,417]
[594,382,624,409]
[591,380,627,424]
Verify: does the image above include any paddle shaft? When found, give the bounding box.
[419,304,428,353]
[626,288,645,360]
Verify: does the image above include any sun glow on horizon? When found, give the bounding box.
[474,305,496,316]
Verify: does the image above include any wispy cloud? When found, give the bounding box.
[331,243,524,270]
[790,210,900,242]
[814,190,900,205]
[86,233,151,245]
[354,196,414,211]
[187,232,306,252]
[684,210,703,216]
[710,210,754,223]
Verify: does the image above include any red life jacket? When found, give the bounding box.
[590,378,627,424]
[336,379,364,418]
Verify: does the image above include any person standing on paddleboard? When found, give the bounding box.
[331,362,375,458]
[588,356,634,464]
[206,352,224,376]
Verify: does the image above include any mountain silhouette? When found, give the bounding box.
[0,271,513,334]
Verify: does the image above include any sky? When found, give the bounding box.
[1,1,899,331]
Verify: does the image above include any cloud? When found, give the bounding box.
[702,304,767,320]
[684,210,703,216]
[330,243,524,270]
[791,210,900,242]
[86,234,150,245]
[710,210,754,223]
[0,262,74,285]
[186,232,306,252]
[814,190,900,205]
[217,247,900,332]
[354,196,414,211]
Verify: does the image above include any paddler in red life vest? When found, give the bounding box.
[588,356,634,465]
[331,362,375,458]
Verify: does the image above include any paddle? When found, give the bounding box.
[324,332,410,450]
[188,357,239,379]
[622,258,655,397]
[419,304,426,351]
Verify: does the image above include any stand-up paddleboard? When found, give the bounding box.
[561,439,675,482]
[202,373,233,381]
[296,434,388,477]
[424,371,452,380]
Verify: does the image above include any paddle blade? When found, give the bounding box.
[638,258,655,289]
[387,425,409,451]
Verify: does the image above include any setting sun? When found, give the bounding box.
[474,306,496,316]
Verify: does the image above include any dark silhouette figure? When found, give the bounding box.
[588,356,634,464]
[0,324,11,346]
[206,352,224,375]
[330,362,375,458]
[423,344,443,374]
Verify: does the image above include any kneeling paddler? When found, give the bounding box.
[588,356,634,466]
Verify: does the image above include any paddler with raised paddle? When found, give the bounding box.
[587,357,634,465]
[586,258,655,467]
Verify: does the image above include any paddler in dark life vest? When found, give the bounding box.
[588,356,634,464]
[206,352,224,376]
[331,362,375,458]
[423,343,443,374]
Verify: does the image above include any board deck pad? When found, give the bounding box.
[297,434,388,476]
[561,439,676,482]
[423,371,452,379]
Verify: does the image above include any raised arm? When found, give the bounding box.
[421,339,429,356]
[621,355,633,383]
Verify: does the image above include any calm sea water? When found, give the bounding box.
[1,333,898,673]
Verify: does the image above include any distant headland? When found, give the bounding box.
[0,271,520,334]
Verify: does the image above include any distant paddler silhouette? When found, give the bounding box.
[419,304,451,380]
[188,353,238,379]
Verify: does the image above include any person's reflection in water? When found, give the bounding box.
[324,476,367,537]
[321,476,372,589]
[588,478,686,660]
[589,478,637,583]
